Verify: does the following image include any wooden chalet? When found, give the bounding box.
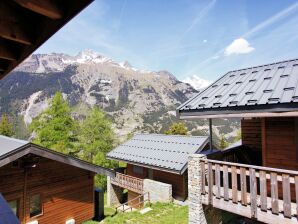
[0,135,114,224]
[106,134,210,206]
[177,58,298,224]
[0,0,93,79]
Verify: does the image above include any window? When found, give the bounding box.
[30,194,42,218]
[8,200,18,217]
[132,165,143,175]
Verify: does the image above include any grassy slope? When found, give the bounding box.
[84,203,188,224]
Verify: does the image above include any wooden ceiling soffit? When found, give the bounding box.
[0,2,34,45]
[14,0,63,20]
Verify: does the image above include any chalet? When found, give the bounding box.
[106,134,211,208]
[177,59,298,224]
[0,135,114,224]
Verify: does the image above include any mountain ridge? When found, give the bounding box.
[0,50,239,142]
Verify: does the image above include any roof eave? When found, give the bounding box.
[178,103,298,119]
[106,156,182,175]
[0,143,115,177]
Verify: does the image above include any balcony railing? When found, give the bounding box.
[200,158,298,224]
[110,172,144,194]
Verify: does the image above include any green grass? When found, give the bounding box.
[83,203,188,224]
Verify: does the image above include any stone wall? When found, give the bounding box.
[143,179,172,203]
[107,176,123,207]
[188,154,207,224]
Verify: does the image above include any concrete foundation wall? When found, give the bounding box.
[107,176,123,207]
[143,179,172,203]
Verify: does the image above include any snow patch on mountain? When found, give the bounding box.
[182,75,212,90]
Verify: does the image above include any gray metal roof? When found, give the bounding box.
[107,134,209,174]
[225,140,242,150]
[0,135,28,158]
[178,59,298,117]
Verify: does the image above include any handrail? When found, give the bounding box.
[111,172,144,194]
[116,192,150,213]
[200,158,298,175]
[200,158,298,223]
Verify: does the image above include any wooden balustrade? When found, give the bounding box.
[110,172,144,194]
[200,158,298,224]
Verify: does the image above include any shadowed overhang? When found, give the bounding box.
[0,0,94,79]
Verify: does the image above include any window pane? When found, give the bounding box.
[133,165,143,175]
[8,200,17,216]
[30,194,42,217]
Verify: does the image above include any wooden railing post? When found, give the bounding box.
[223,165,229,201]
[259,170,267,211]
[231,166,238,203]
[215,164,220,199]
[249,168,257,219]
[240,167,247,205]
[201,161,206,194]
[208,162,213,205]
[295,176,298,220]
[282,174,291,218]
[270,172,279,214]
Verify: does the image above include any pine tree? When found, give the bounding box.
[0,114,14,137]
[219,134,228,149]
[78,107,117,189]
[30,92,78,155]
[164,122,188,135]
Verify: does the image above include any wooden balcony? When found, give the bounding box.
[110,172,144,194]
[200,158,298,224]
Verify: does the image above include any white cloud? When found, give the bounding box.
[203,39,208,43]
[224,38,254,56]
[182,75,212,90]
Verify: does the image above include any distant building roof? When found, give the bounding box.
[0,135,114,177]
[177,59,298,118]
[0,135,28,158]
[225,140,242,150]
[107,134,209,174]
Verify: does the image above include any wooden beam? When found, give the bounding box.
[0,21,32,45]
[0,2,33,45]
[0,40,18,61]
[14,0,63,20]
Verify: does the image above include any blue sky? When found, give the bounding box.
[37,0,298,82]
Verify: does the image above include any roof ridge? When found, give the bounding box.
[134,133,208,139]
[229,58,298,73]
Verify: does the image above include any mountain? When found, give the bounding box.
[0,50,239,142]
[182,75,212,90]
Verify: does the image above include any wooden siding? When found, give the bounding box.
[241,118,262,151]
[264,117,298,170]
[126,164,187,200]
[0,156,94,224]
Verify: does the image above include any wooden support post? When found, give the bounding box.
[209,118,213,152]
